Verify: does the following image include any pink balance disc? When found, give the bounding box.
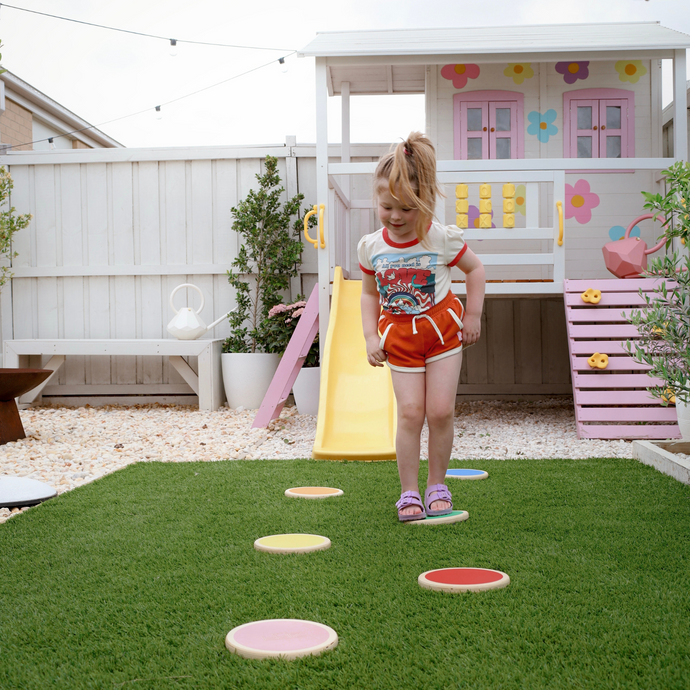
[225,619,338,660]
[418,567,510,593]
[285,487,344,499]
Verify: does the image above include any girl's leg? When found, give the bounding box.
[425,352,463,512]
[390,369,426,517]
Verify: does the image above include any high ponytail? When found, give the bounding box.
[373,132,442,245]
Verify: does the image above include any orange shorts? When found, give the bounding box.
[378,292,465,372]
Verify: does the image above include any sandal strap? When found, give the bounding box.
[425,483,452,505]
[396,490,424,510]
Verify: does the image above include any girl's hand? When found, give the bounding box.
[366,335,387,367]
[462,313,481,347]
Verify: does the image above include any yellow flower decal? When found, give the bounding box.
[504,63,534,85]
[515,184,526,216]
[615,60,647,84]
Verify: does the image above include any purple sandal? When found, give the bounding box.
[396,491,426,522]
[425,483,453,517]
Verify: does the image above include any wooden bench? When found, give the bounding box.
[3,339,226,410]
[564,279,680,440]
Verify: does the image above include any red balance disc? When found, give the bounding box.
[418,567,510,593]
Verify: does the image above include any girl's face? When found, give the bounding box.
[376,184,419,244]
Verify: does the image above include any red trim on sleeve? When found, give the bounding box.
[448,242,468,267]
[359,263,376,275]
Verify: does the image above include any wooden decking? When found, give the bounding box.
[564,278,680,440]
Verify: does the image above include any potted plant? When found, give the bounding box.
[265,300,320,414]
[625,161,690,438]
[221,155,307,409]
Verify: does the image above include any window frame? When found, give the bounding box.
[453,90,524,160]
[563,88,635,159]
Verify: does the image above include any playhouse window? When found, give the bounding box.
[564,89,634,158]
[453,92,524,160]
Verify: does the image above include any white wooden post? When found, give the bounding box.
[341,81,352,276]
[673,49,688,162]
[315,58,331,360]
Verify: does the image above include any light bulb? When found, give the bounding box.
[279,57,288,73]
[48,138,56,150]
[169,39,178,57]
[155,105,162,120]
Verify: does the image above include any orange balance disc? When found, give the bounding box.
[254,534,331,554]
[225,619,338,660]
[285,487,344,499]
[418,567,510,593]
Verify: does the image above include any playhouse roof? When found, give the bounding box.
[298,22,690,96]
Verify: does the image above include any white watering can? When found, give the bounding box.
[167,283,233,340]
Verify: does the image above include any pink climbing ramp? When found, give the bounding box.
[252,284,319,428]
[564,278,680,440]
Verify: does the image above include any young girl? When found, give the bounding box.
[358,132,486,521]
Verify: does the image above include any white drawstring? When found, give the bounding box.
[411,314,445,345]
[379,322,394,350]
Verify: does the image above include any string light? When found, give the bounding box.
[48,138,55,150]
[0,3,295,52]
[169,39,178,58]
[155,105,162,120]
[278,57,288,73]
[2,52,295,150]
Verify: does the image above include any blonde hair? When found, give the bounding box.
[373,132,442,245]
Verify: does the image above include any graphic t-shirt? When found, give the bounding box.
[357,222,467,315]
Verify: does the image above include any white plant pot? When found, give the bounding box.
[675,400,690,440]
[221,352,281,410]
[292,366,321,416]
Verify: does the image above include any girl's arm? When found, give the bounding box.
[455,247,485,346]
[361,273,386,367]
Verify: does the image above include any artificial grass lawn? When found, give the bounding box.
[1,458,689,690]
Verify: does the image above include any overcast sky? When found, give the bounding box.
[2,0,689,148]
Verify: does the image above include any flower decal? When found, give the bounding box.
[504,63,534,85]
[468,205,495,229]
[555,61,589,84]
[615,60,647,84]
[566,179,600,224]
[515,184,526,216]
[527,110,558,143]
[608,225,641,241]
[440,63,480,89]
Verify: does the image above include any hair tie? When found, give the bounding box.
[403,147,411,156]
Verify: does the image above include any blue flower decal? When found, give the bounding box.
[608,225,641,241]
[527,109,558,143]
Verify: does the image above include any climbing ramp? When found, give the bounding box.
[564,278,680,440]
[313,267,396,460]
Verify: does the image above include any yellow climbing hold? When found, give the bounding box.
[581,288,602,304]
[588,353,608,369]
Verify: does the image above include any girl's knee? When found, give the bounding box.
[426,403,454,429]
[398,401,425,429]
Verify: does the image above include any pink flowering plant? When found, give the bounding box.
[263,299,319,367]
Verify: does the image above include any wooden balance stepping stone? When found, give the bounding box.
[254,534,331,554]
[225,619,338,660]
[407,510,469,526]
[284,487,343,499]
[445,469,488,480]
[418,567,510,592]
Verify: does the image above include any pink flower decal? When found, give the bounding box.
[441,63,480,89]
[555,61,589,84]
[565,179,600,224]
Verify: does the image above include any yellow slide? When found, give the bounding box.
[313,267,397,460]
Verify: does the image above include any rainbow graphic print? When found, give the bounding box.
[372,251,438,315]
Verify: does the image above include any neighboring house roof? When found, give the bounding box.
[1,70,123,149]
[298,22,690,96]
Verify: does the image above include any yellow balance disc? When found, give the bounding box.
[254,534,331,554]
[285,487,344,499]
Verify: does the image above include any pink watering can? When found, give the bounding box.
[602,213,667,279]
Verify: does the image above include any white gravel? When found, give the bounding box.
[0,398,637,524]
